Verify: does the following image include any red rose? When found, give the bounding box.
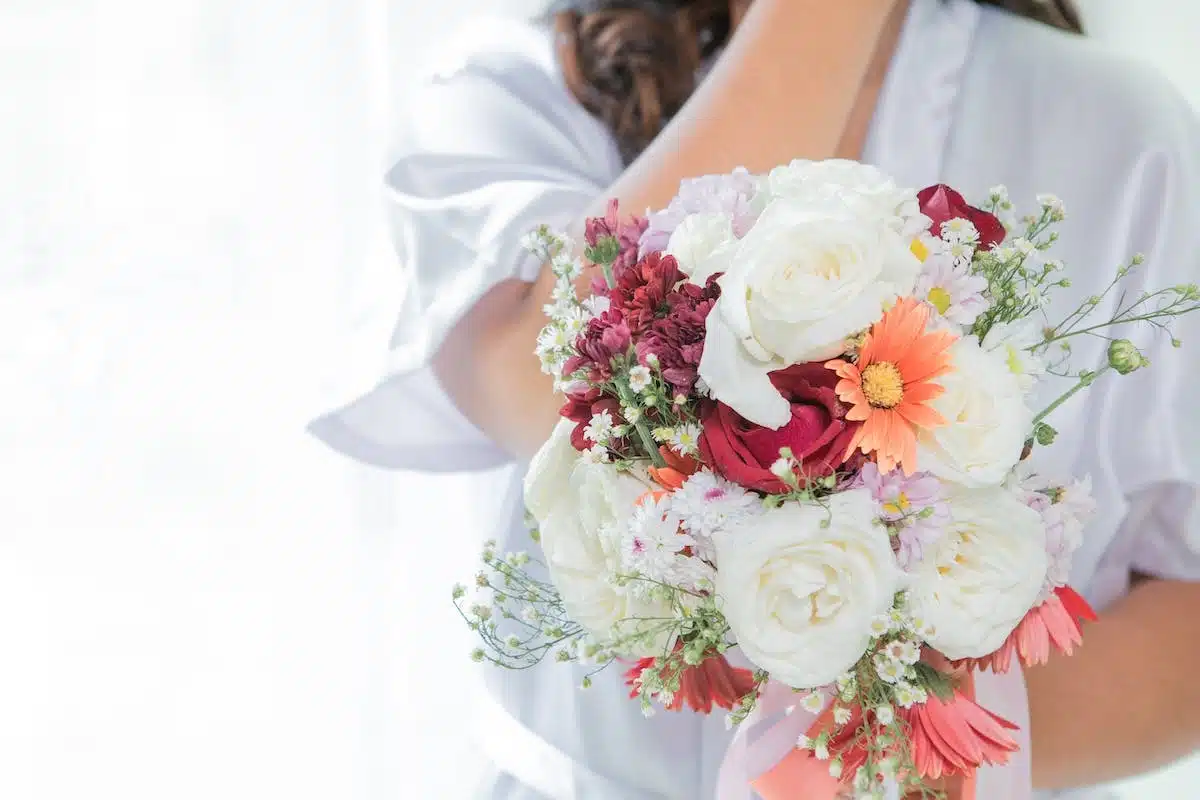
[700,364,861,494]
[917,184,1006,251]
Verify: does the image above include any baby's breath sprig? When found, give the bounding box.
[458,525,737,689]
[455,538,591,671]
[1038,265,1199,351]
[969,204,1067,340]
[762,448,850,517]
[787,596,959,799]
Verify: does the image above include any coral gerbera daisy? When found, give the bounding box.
[825,297,956,474]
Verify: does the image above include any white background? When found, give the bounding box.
[0,1,1196,798]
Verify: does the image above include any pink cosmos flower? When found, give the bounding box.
[858,462,949,569]
[914,252,988,328]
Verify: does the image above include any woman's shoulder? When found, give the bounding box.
[397,15,620,171]
[977,7,1199,164]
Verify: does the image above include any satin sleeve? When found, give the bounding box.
[308,21,618,472]
[1097,75,1200,588]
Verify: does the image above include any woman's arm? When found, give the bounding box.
[434,0,905,459]
[1026,577,1200,789]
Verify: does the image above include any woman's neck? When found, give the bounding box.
[835,0,912,159]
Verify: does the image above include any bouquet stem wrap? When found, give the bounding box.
[718,676,985,799]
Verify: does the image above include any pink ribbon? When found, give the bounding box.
[716,681,843,800]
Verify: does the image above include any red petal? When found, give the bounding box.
[1056,584,1099,623]
[902,690,1019,781]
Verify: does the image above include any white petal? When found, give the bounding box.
[698,308,790,428]
[523,418,579,522]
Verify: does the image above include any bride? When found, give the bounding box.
[312,0,1200,796]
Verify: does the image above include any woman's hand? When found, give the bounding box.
[903,774,966,800]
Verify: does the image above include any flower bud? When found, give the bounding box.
[1034,422,1057,446]
[1107,339,1148,375]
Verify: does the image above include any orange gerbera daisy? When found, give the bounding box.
[825,297,956,475]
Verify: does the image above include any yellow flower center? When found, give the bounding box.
[1004,343,1024,375]
[881,492,911,517]
[860,362,905,409]
[910,238,929,262]
[927,286,952,315]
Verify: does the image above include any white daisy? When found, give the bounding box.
[873,654,904,684]
[551,253,583,280]
[583,410,616,444]
[628,365,653,393]
[941,217,979,245]
[799,691,826,714]
[893,683,919,709]
[884,639,921,666]
[579,444,610,464]
[669,423,702,456]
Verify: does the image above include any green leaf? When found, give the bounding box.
[912,662,955,702]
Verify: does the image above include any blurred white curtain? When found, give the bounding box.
[0,1,491,798]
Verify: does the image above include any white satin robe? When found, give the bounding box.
[309,1,1200,797]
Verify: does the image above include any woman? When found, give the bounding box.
[311,0,1200,796]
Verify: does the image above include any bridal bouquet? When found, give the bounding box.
[456,160,1199,798]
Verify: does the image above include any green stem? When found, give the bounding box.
[634,420,667,468]
[601,262,616,290]
[1032,366,1111,426]
[1039,309,1192,347]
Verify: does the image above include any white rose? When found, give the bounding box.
[523,419,579,523]
[665,211,737,284]
[714,490,902,688]
[980,319,1046,391]
[917,336,1032,487]
[698,197,922,427]
[538,462,673,655]
[766,159,928,238]
[907,486,1047,659]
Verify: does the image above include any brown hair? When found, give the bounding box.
[553,0,1083,163]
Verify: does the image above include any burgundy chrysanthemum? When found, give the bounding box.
[610,252,686,336]
[562,308,632,383]
[635,276,721,396]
